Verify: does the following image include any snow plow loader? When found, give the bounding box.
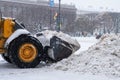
[0,17,80,68]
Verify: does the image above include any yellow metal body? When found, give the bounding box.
[19,43,37,63]
[0,18,15,53]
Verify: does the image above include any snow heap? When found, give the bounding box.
[40,30,79,47]
[36,30,80,51]
[47,34,120,77]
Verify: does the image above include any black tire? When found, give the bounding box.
[8,35,43,68]
[1,53,11,63]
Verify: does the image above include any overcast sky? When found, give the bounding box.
[34,0,120,12]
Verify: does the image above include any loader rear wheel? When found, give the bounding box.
[1,54,11,63]
[8,35,43,68]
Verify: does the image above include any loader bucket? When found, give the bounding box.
[35,30,80,62]
[49,36,80,61]
[50,36,72,61]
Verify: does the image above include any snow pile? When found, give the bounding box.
[36,30,80,51]
[40,30,79,47]
[47,34,120,77]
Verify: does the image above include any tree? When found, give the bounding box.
[94,12,113,34]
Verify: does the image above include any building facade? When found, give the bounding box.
[0,0,77,33]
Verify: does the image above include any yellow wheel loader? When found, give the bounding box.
[0,17,44,68]
[0,15,80,68]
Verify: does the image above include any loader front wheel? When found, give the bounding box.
[8,35,43,68]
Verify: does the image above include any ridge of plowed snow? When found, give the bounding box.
[46,34,120,78]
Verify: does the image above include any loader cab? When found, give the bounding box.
[2,18,15,38]
[0,17,15,53]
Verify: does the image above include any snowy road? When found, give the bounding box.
[0,37,119,80]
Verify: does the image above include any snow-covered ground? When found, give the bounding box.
[0,36,120,80]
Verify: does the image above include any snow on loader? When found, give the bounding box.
[0,17,80,68]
